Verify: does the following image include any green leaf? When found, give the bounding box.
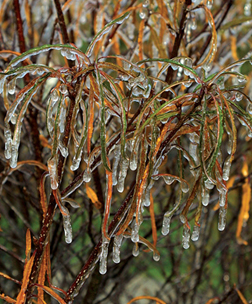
[96,66,111,172]
[86,12,130,57]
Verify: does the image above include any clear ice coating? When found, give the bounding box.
[182,225,190,249]
[112,234,123,264]
[161,213,172,236]
[4,127,12,159]
[218,207,227,231]
[246,102,252,114]
[117,158,129,193]
[99,238,109,275]
[191,224,200,241]
[48,156,58,190]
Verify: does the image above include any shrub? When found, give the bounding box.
[0,0,252,303]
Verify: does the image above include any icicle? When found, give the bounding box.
[117,158,129,193]
[182,225,190,249]
[218,189,227,207]
[130,142,139,171]
[99,237,109,275]
[189,143,198,163]
[61,205,72,244]
[227,137,232,155]
[131,221,140,243]
[48,156,58,190]
[112,146,120,186]
[202,187,210,206]
[161,212,172,236]
[83,168,91,182]
[8,78,16,95]
[10,114,17,125]
[191,224,200,241]
[10,143,19,169]
[112,234,123,264]
[4,127,12,159]
[132,243,139,257]
[59,106,66,133]
[218,207,227,231]
[223,156,231,181]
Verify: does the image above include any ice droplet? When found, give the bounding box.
[182,225,190,249]
[113,234,123,264]
[162,175,175,185]
[70,156,81,171]
[246,102,252,114]
[83,169,91,182]
[235,92,243,102]
[191,224,200,241]
[218,207,227,231]
[153,251,160,262]
[48,156,58,190]
[205,179,214,190]
[237,74,246,84]
[139,7,148,19]
[143,0,149,7]
[181,181,189,193]
[132,243,139,257]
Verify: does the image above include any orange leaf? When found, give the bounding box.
[0,272,21,285]
[86,184,102,209]
[236,161,250,245]
[235,285,248,304]
[0,293,16,303]
[38,253,47,304]
[16,250,36,304]
[36,285,67,304]
[205,298,219,304]
[25,229,31,260]
[138,19,145,62]
[87,84,94,155]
